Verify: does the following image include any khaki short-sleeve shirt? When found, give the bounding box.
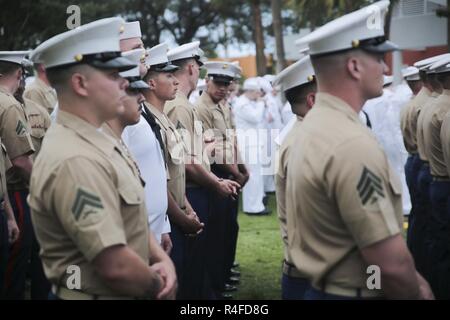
[24,78,57,114]
[0,86,35,190]
[164,93,210,187]
[196,92,235,165]
[147,102,187,209]
[286,93,403,292]
[24,98,51,158]
[424,90,450,176]
[28,111,149,296]
[417,92,439,162]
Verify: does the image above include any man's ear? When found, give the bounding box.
[148,78,157,90]
[346,55,362,81]
[15,68,23,81]
[306,91,316,109]
[71,72,89,97]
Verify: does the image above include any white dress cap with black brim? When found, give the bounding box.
[0,51,31,66]
[120,21,142,40]
[204,61,240,84]
[429,55,450,75]
[272,55,316,93]
[230,61,243,79]
[30,17,135,72]
[146,43,179,73]
[402,66,420,81]
[414,53,450,73]
[120,49,148,89]
[295,0,398,57]
[167,41,205,66]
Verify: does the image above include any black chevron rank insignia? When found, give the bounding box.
[16,120,27,136]
[357,167,385,205]
[71,188,104,221]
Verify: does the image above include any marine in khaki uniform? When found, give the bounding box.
[195,61,247,297]
[143,43,203,299]
[165,42,239,299]
[289,0,432,299]
[0,139,20,299]
[0,51,36,300]
[272,55,316,300]
[28,17,176,300]
[423,56,450,299]
[23,63,57,114]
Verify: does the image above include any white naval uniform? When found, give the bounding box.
[122,115,170,243]
[234,94,266,213]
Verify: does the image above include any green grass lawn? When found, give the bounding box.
[234,193,283,300]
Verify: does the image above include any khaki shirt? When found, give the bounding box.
[407,87,432,157]
[24,98,51,158]
[196,92,235,165]
[424,90,450,177]
[400,96,417,154]
[24,78,57,114]
[147,102,187,209]
[416,92,439,162]
[275,117,306,276]
[440,101,450,177]
[28,110,149,296]
[164,92,210,187]
[0,86,35,191]
[286,93,403,292]
[0,140,12,203]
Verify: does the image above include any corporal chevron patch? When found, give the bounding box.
[176,121,185,130]
[15,120,27,136]
[357,167,385,205]
[71,188,104,221]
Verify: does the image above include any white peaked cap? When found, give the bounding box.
[429,55,450,74]
[0,51,31,65]
[120,49,145,78]
[295,1,397,56]
[204,61,240,79]
[414,53,450,72]
[402,66,420,81]
[272,55,315,92]
[120,21,142,40]
[167,41,205,65]
[30,17,134,71]
[243,77,261,91]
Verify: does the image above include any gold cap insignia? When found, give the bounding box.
[74,54,83,62]
[222,64,228,69]
[351,39,360,48]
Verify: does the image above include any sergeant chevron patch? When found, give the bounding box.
[357,167,384,205]
[16,120,27,136]
[71,188,104,221]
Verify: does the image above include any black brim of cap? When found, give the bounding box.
[363,40,399,53]
[129,80,149,89]
[152,64,179,72]
[210,74,234,85]
[90,56,136,72]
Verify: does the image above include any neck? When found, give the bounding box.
[59,97,104,128]
[318,80,367,113]
[175,74,193,97]
[144,92,165,112]
[38,73,50,87]
[0,80,16,95]
[105,119,125,138]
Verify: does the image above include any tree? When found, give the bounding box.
[251,0,267,75]
[271,0,287,73]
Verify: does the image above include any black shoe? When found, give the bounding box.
[223,284,238,292]
[233,261,240,268]
[230,269,241,277]
[263,196,268,206]
[221,292,233,300]
[227,276,240,285]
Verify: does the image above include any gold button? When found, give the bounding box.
[74,54,83,62]
[119,25,125,33]
[307,75,314,82]
[351,39,360,48]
